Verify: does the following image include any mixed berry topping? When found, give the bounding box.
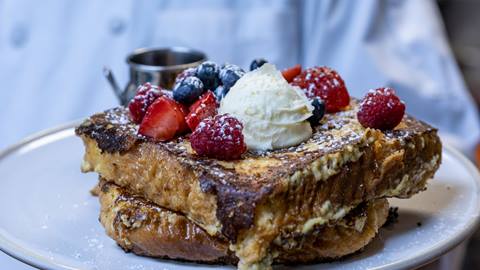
[128,83,163,124]
[174,67,197,85]
[214,85,227,101]
[138,96,189,141]
[250,58,268,71]
[357,87,405,130]
[185,91,218,131]
[190,114,247,160]
[281,64,302,83]
[173,61,245,104]
[219,64,245,94]
[128,60,408,158]
[173,76,205,105]
[196,61,220,91]
[308,97,325,126]
[291,66,350,113]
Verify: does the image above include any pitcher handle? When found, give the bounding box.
[103,66,124,104]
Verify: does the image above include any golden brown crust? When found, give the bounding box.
[77,100,441,268]
[98,181,235,264]
[98,181,388,264]
[77,104,440,237]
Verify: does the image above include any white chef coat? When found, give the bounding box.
[0,0,475,269]
[0,0,478,153]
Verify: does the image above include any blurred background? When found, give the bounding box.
[0,0,479,269]
[439,1,480,269]
[440,0,480,108]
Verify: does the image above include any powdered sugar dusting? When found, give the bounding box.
[104,107,138,134]
[79,99,433,187]
[190,114,247,160]
[358,87,406,130]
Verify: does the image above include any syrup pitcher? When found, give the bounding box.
[104,47,206,105]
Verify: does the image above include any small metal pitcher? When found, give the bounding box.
[104,47,207,105]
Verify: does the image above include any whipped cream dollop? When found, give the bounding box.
[219,63,313,151]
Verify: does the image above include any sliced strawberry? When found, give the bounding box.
[185,91,218,130]
[176,103,190,134]
[139,96,188,141]
[282,64,302,83]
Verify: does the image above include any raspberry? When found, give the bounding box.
[190,114,247,160]
[357,87,406,130]
[291,66,350,112]
[128,83,163,123]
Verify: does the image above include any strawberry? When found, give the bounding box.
[177,102,190,132]
[139,96,188,141]
[282,64,302,83]
[186,91,218,130]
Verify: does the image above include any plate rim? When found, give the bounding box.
[0,122,82,270]
[0,124,479,270]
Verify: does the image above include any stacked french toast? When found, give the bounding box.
[76,60,441,269]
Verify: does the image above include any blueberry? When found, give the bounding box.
[214,85,227,101]
[173,76,205,104]
[308,97,325,126]
[196,61,220,90]
[220,64,245,92]
[250,58,268,71]
[175,67,197,85]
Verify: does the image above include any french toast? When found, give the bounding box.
[98,180,389,264]
[76,99,441,269]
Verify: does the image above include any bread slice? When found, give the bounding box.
[98,180,388,265]
[76,100,441,268]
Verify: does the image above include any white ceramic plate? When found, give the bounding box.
[0,124,479,270]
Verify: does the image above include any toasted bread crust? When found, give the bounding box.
[99,180,388,264]
[98,181,235,264]
[77,101,441,268]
